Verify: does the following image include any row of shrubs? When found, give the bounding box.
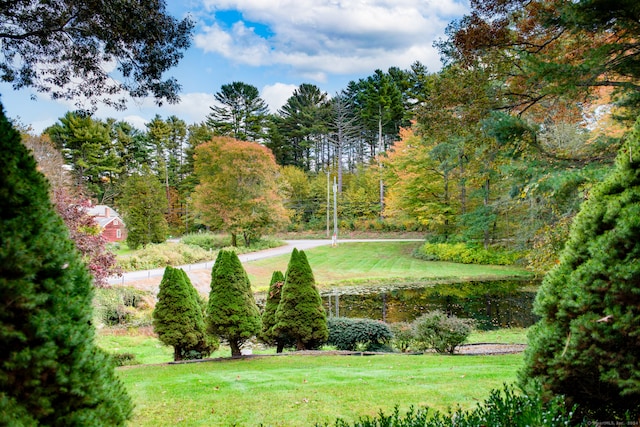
[327,311,474,354]
[415,242,523,265]
[94,286,476,358]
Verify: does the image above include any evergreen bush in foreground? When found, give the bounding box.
[274,249,328,350]
[319,385,581,427]
[0,103,132,425]
[207,250,261,357]
[521,115,640,421]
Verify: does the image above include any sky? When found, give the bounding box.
[0,0,469,134]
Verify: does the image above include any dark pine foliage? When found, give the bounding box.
[274,249,328,350]
[0,102,133,425]
[207,250,261,357]
[153,266,217,361]
[259,270,294,353]
[521,115,640,421]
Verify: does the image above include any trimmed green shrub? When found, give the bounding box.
[0,103,132,425]
[259,271,295,353]
[416,242,522,265]
[207,250,262,357]
[390,322,414,353]
[412,310,474,354]
[319,384,582,427]
[520,116,640,421]
[153,266,218,361]
[111,353,138,367]
[327,317,393,351]
[274,249,328,350]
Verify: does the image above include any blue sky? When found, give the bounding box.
[1,0,469,134]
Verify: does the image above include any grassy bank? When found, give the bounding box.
[245,241,532,291]
[117,352,522,427]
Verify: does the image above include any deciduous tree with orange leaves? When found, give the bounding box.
[193,136,289,246]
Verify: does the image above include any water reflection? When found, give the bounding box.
[322,280,539,329]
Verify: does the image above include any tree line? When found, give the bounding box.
[23,51,623,272]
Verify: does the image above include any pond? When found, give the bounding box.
[321,279,540,330]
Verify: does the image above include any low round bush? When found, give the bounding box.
[390,322,414,353]
[327,317,393,351]
[412,311,474,354]
[111,353,138,367]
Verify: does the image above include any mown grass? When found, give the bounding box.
[117,352,523,427]
[245,241,532,291]
[96,328,529,366]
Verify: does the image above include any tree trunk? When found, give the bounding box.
[174,346,182,362]
[378,115,384,219]
[276,341,285,354]
[229,339,242,357]
[296,338,305,351]
[459,152,467,215]
[483,178,490,249]
[230,232,237,247]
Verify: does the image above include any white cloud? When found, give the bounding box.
[196,0,468,78]
[261,83,298,112]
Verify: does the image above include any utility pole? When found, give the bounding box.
[332,176,338,246]
[326,170,330,237]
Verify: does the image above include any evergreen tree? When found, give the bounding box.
[118,168,168,249]
[153,266,217,361]
[274,249,328,350]
[207,250,261,357]
[259,270,292,353]
[0,103,132,425]
[520,116,640,420]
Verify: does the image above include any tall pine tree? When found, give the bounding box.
[520,116,640,420]
[274,249,328,350]
[207,250,261,357]
[0,103,132,425]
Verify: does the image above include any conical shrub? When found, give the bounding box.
[207,250,261,357]
[274,249,328,350]
[153,266,218,360]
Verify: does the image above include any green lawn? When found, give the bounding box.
[244,241,532,291]
[97,328,529,365]
[117,352,523,427]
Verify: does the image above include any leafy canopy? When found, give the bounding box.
[193,136,289,246]
[0,0,194,109]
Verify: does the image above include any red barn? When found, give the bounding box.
[87,205,127,243]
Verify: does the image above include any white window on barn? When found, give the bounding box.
[114,219,119,225]
[116,229,122,239]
